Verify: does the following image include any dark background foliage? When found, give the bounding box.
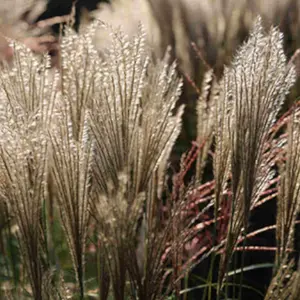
[37,0,107,31]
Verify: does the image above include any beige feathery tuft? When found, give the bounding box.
[217,16,296,289]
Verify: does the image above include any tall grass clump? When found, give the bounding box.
[0,41,58,299]
[0,8,300,300]
[216,16,296,293]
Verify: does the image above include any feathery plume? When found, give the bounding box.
[276,109,300,267]
[0,41,57,299]
[218,16,296,288]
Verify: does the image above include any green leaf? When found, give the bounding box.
[227,263,274,277]
[180,282,265,297]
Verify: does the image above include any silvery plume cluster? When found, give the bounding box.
[194,17,300,298]
[0,14,300,300]
[0,22,185,299]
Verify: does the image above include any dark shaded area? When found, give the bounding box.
[37,0,109,32]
